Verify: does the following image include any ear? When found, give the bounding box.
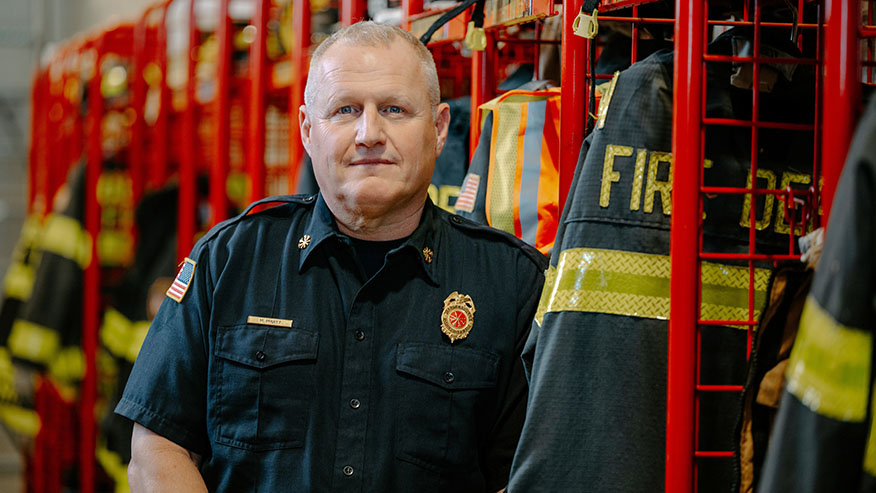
[433,102,451,157]
[299,105,312,154]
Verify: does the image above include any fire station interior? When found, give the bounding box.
[0,0,873,491]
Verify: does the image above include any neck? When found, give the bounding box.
[331,200,425,241]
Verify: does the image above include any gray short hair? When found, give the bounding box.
[304,21,441,109]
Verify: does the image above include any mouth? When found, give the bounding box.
[349,159,395,166]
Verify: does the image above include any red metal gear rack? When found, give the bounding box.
[83,24,136,493]
[666,0,868,491]
[288,0,311,193]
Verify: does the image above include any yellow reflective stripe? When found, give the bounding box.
[97,443,130,493]
[41,213,92,267]
[9,319,60,365]
[539,248,769,324]
[101,309,150,362]
[128,321,150,362]
[98,230,133,267]
[865,380,876,476]
[3,261,34,301]
[0,404,40,437]
[101,308,132,359]
[786,296,872,422]
[48,346,84,383]
[0,348,17,404]
[100,309,149,363]
[535,265,557,326]
[488,102,523,234]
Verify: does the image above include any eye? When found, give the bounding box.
[337,106,354,115]
[386,106,404,114]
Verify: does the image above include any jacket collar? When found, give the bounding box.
[298,193,441,285]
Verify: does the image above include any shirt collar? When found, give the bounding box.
[298,193,441,285]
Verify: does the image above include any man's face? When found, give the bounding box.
[300,39,450,220]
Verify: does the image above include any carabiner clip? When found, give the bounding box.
[572,8,599,39]
[464,21,487,51]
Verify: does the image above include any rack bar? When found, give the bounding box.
[821,0,861,224]
[702,117,814,130]
[696,385,745,392]
[702,54,818,65]
[559,0,587,212]
[666,0,705,491]
[248,0,269,203]
[179,0,199,261]
[212,0,232,226]
[82,34,104,493]
[288,0,310,193]
[342,0,367,26]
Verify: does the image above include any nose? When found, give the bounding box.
[354,105,385,148]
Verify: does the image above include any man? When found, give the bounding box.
[116,21,546,492]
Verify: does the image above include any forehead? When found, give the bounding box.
[312,40,428,102]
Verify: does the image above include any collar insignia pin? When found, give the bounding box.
[298,235,311,249]
[423,247,434,263]
[441,291,475,343]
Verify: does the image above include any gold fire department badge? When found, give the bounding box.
[441,291,475,343]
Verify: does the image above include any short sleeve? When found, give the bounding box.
[114,243,213,454]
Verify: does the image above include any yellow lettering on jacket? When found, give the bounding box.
[428,184,461,213]
[739,169,777,230]
[644,152,673,215]
[601,145,632,207]
[629,149,647,211]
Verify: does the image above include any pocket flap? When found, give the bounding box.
[215,324,319,369]
[396,343,499,390]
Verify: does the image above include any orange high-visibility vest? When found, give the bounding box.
[456,88,561,256]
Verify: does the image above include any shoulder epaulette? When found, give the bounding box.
[197,194,317,246]
[446,213,549,270]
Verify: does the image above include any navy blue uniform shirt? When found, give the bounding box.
[116,193,546,492]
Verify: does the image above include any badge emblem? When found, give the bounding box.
[298,235,311,249]
[441,291,475,343]
[423,247,434,263]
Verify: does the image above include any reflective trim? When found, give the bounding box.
[41,213,91,267]
[865,380,876,476]
[0,348,17,404]
[9,319,60,365]
[535,265,557,327]
[100,308,132,360]
[129,321,150,362]
[0,404,40,437]
[3,261,34,301]
[48,346,84,383]
[538,248,769,324]
[100,308,150,363]
[97,443,130,493]
[520,99,546,246]
[786,296,872,422]
[97,230,134,267]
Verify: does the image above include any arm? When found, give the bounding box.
[128,423,208,493]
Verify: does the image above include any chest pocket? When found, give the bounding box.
[395,342,500,471]
[212,323,318,451]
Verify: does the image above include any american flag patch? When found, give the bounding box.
[454,173,480,213]
[167,258,197,302]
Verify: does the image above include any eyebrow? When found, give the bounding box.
[324,92,419,110]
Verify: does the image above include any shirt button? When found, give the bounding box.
[343,465,354,476]
[255,350,266,362]
[443,371,455,384]
[354,330,365,341]
[350,399,361,409]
